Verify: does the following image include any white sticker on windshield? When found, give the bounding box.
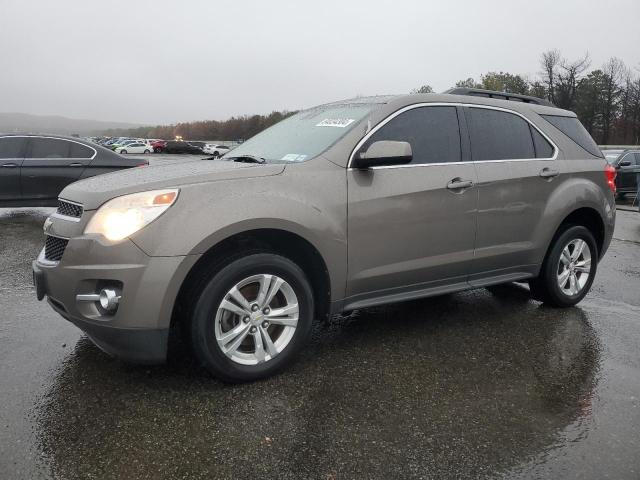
[281,153,307,162]
[316,118,356,128]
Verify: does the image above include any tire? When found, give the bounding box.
[154,147,161,153]
[190,253,314,382]
[213,152,220,158]
[144,149,150,154]
[529,225,597,307]
[120,149,127,154]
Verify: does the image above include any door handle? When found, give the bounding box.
[539,168,559,178]
[68,162,84,167]
[1,163,18,168]
[447,178,474,190]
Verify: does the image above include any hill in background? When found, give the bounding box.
[0,112,142,136]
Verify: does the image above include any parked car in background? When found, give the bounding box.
[163,141,204,154]
[115,142,152,154]
[607,150,640,199]
[33,90,615,382]
[151,140,167,153]
[203,144,231,157]
[0,134,147,207]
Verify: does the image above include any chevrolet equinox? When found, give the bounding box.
[33,89,616,382]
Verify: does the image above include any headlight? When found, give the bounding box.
[84,189,179,241]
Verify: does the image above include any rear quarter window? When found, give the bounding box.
[541,115,603,158]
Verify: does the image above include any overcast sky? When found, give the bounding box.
[2,0,639,125]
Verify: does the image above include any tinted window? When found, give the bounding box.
[530,126,554,158]
[0,137,26,158]
[466,108,534,160]
[69,142,94,158]
[364,106,461,164]
[635,153,640,165]
[541,115,603,158]
[29,138,71,158]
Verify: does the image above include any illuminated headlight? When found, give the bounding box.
[84,189,179,241]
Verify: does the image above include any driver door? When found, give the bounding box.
[345,105,478,308]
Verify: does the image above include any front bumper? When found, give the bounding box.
[33,236,199,364]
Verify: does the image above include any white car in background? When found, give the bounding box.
[116,141,152,154]
[203,143,231,157]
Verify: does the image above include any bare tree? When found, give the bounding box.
[555,52,591,109]
[540,49,561,104]
[600,57,625,144]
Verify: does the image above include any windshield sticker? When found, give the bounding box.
[281,153,307,162]
[316,118,356,128]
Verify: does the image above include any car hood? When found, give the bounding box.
[61,160,285,210]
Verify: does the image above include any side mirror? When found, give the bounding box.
[618,160,632,167]
[352,140,412,169]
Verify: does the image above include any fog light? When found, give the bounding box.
[99,289,120,313]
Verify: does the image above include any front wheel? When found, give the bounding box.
[529,225,597,307]
[143,149,150,154]
[190,253,314,382]
[120,149,127,154]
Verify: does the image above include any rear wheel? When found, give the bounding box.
[190,253,314,382]
[144,149,150,154]
[529,225,597,307]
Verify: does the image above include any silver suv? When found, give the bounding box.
[33,89,616,382]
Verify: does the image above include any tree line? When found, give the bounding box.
[103,110,296,142]
[107,49,640,145]
[415,50,640,145]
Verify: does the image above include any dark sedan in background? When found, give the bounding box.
[604,149,640,200]
[0,134,147,207]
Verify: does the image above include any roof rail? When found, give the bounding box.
[444,87,555,107]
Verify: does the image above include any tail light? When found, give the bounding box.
[604,164,617,193]
[136,162,148,168]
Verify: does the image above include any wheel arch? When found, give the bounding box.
[170,227,332,339]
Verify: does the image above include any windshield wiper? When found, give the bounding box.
[225,155,266,164]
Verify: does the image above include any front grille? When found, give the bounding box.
[44,235,68,262]
[57,200,83,218]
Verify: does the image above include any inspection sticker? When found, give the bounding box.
[315,118,355,128]
[281,153,307,162]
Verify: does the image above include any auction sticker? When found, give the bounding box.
[281,153,307,162]
[316,118,355,128]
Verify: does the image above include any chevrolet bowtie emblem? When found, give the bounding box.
[43,217,53,233]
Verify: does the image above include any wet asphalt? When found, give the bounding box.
[1,164,639,479]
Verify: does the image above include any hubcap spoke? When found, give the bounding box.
[571,239,585,261]
[558,268,571,288]
[267,303,299,318]
[569,272,579,295]
[561,248,572,266]
[255,274,272,307]
[219,299,249,317]
[575,259,591,273]
[253,330,266,363]
[266,317,298,327]
[262,277,284,309]
[222,325,251,354]
[227,286,251,311]
[260,327,278,357]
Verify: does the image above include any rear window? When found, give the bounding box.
[541,115,603,158]
[0,137,26,158]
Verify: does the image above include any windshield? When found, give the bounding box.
[226,103,379,162]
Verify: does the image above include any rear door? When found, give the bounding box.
[616,152,637,193]
[346,105,478,306]
[21,137,95,201]
[464,106,564,284]
[0,136,27,201]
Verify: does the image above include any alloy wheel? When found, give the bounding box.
[214,274,299,365]
[556,238,591,296]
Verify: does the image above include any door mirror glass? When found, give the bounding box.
[353,140,412,169]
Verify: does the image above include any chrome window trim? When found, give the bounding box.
[1,135,97,160]
[347,102,559,170]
